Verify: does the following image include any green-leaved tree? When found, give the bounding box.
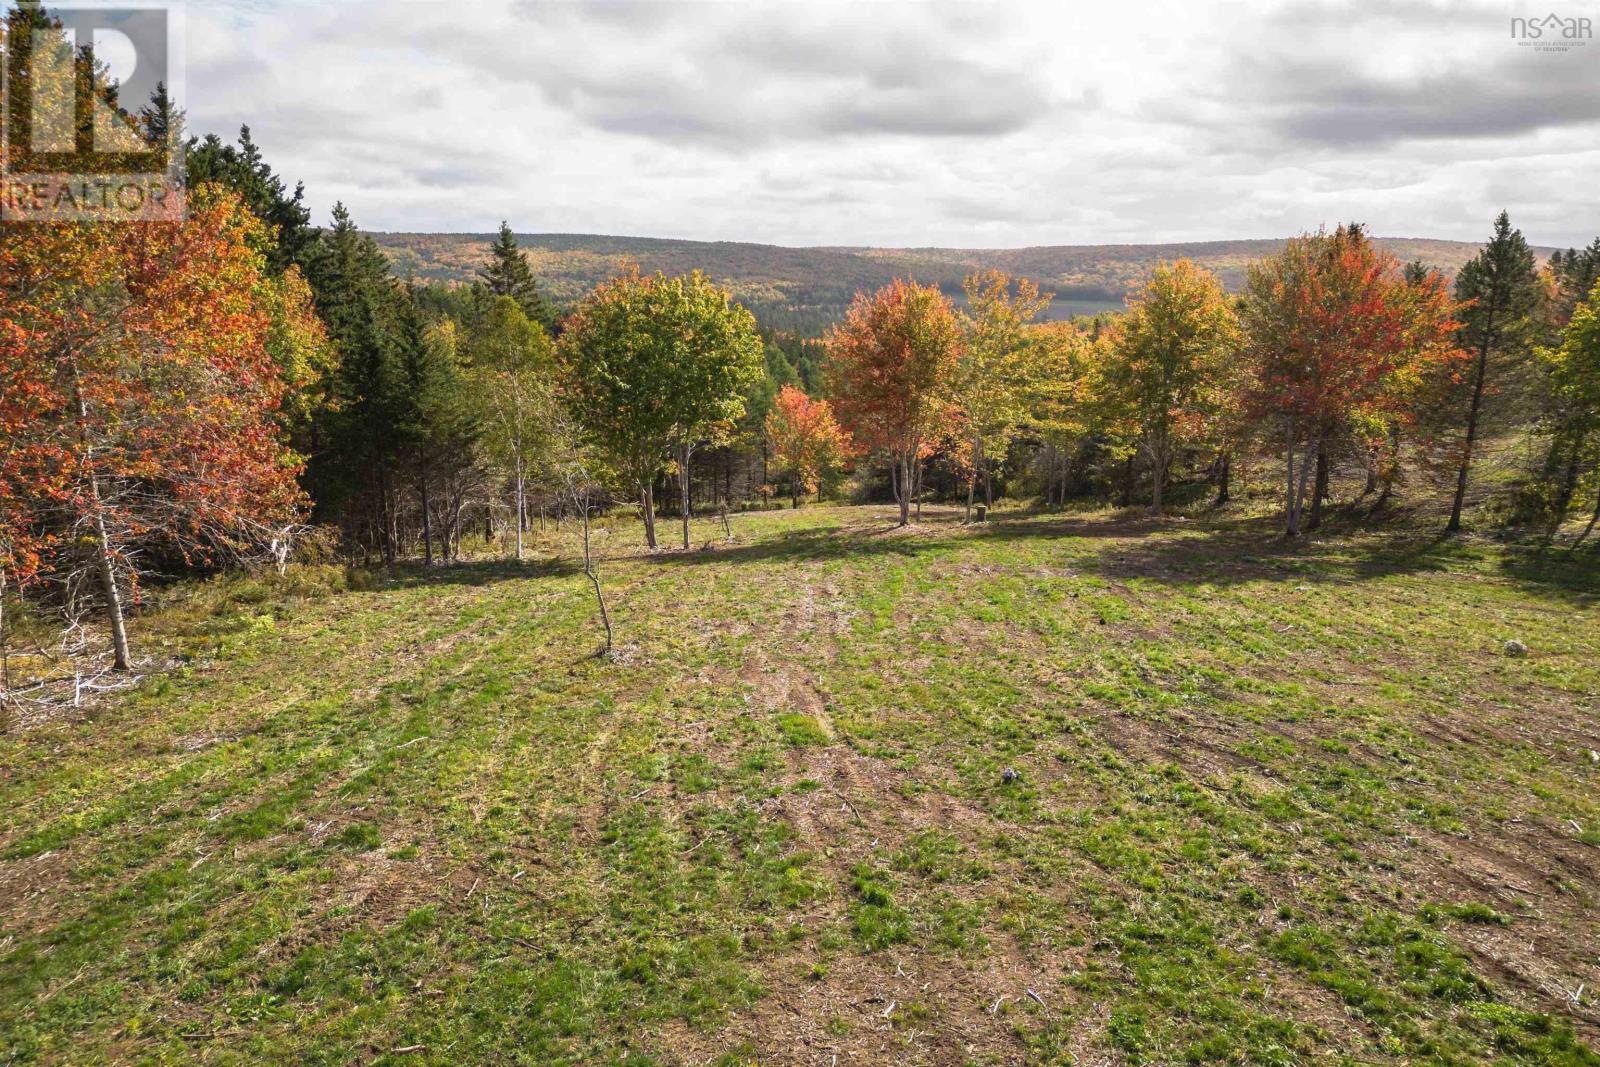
[559,269,763,549]
[465,297,557,559]
[1104,260,1237,515]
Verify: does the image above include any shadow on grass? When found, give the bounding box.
[642,523,946,568]
[643,506,1600,600]
[1000,511,1600,599]
[375,556,583,590]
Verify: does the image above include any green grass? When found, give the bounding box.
[2,504,1598,1064]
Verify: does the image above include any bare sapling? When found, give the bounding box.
[574,485,614,658]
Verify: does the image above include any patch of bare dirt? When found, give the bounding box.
[0,847,76,939]
[1388,827,1600,1040]
[742,652,837,741]
[652,944,1088,1067]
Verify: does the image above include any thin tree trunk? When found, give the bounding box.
[640,482,657,549]
[1289,435,1318,538]
[88,476,132,672]
[1308,444,1330,531]
[579,493,613,656]
[419,453,434,566]
[379,465,396,565]
[1214,452,1231,508]
[679,442,693,550]
[1150,441,1165,517]
[1545,437,1583,544]
[965,476,974,524]
[914,455,924,522]
[895,452,910,526]
[1284,416,1299,537]
[72,375,132,670]
[0,567,9,709]
[1449,300,1498,533]
[515,465,525,560]
[0,566,10,732]
[1570,489,1600,552]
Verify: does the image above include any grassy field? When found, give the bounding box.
[2,505,1598,1065]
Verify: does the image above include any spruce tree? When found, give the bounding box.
[389,289,477,565]
[479,222,554,329]
[185,126,315,273]
[302,204,407,558]
[1552,238,1600,324]
[1447,212,1542,533]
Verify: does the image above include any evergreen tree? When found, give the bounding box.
[1446,212,1542,533]
[302,204,407,557]
[479,222,555,329]
[1551,238,1600,325]
[185,127,315,274]
[389,292,475,565]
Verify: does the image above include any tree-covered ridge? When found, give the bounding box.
[370,231,1562,331]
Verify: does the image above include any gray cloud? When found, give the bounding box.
[1189,1,1600,149]
[183,0,1600,247]
[459,2,1059,145]
[1237,54,1600,146]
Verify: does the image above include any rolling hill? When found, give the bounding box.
[370,232,1564,332]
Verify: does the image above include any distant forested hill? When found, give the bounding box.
[370,232,1561,333]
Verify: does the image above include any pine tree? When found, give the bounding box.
[1446,212,1542,533]
[479,222,554,329]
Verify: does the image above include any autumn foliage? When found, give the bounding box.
[0,192,320,666]
[764,386,854,505]
[1241,226,1465,534]
[826,278,962,525]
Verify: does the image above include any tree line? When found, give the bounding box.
[4,108,1599,675]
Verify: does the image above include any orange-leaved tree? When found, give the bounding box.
[1241,225,1464,536]
[826,279,961,526]
[764,386,854,507]
[0,191,318,670]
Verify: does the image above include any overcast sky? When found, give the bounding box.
[183,0,1600,247]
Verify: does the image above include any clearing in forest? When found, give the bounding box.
[2,506,1598,1065]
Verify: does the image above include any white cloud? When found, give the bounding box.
[183,0,1600,247]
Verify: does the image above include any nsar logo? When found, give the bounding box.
[1510,12,1592,51]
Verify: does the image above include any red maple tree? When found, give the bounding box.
[1,192,317,668]
[1242,226,1465,535]
[765,385,855,507]
[825,279,962,526]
